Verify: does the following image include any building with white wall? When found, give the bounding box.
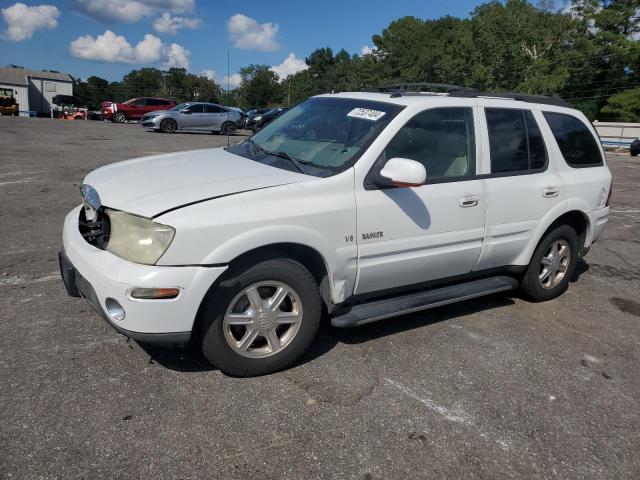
[0,66,72,115]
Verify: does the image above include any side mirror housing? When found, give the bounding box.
[376,157,427,188]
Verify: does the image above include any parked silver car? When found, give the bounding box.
[141,102,241,134]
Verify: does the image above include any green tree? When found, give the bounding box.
[237,64,283,109]
[122,68,164,98]
[600,87,640,121]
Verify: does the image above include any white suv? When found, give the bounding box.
[60,86,612,376]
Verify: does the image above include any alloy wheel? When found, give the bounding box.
[539,239,570,289]
[161,119,176,133]
[223,281,303,358]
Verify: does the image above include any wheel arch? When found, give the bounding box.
[518,208,591,265]
[192,242,333,340]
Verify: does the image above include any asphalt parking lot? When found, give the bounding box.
[1,116,639,479]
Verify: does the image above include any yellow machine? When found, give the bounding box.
[0,88,19,116]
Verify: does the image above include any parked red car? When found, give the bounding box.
[101,97,176,123]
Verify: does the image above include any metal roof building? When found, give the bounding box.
[0,66,73,115]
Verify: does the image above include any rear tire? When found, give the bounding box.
[520,225,578,302]
[199,258,321,376]
[112,111,126,123]
[160,118,177,133]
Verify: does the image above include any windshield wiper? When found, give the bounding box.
[248,140,306,174]
[247,139,339,174]
[265,150,306,174]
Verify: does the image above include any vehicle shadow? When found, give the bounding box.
[139,291,516,373]
[327,292,516,346]
[571,258,590,282]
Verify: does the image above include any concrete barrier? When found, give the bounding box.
[593,121,640,150]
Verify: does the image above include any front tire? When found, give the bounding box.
[160,118,177,133]
[199,258,321,376]
[220,121,236,136]
[520,225,578,302]
[112,111,126,123]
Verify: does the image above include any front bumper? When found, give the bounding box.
[61,206,227,345]
[141,116,161,128]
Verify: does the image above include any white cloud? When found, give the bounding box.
[223,73,242,89]
[162,42,190,68]
[69,30,189,69]
[270,53,308,80]
[200,70,241,89]
[70,0,194,23]
[360,45,375,56]
[201,69,216,80]
[2,2,60,41]
[153,12,201,34]
[227,13,279,51]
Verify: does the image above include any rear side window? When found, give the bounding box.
[205,105,224,113]
[543,112,603,168]
[486,108,547,174]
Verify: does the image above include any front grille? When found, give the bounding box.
[78,207,110,249]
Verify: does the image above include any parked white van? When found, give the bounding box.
[60,85,612,376]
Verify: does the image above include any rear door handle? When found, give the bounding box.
[542,187,559,198]
[458,195,479,207]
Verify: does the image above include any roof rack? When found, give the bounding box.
[378,83,479,96]
[473,92,571,108]
[375,83,571,107]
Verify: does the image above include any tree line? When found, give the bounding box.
[73,0,640,121]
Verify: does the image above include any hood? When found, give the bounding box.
[83,147,311,218]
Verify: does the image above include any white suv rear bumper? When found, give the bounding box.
[588,206,609,245]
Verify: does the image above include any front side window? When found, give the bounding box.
[486,108,547,174]
[228,97,404,176]
[543,112,603,168]
[184,104,204,113]
[383,107,476,181]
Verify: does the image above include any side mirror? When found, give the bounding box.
[377,157,427,188]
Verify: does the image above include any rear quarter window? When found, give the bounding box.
[543,112,603,168]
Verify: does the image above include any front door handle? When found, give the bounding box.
[459,195,479,207]
[542,187,559,198]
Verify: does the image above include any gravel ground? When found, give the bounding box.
[1,116,639,479]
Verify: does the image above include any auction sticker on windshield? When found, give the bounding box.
[347,108,386,121]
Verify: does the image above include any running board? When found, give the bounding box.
[330,275,519,328]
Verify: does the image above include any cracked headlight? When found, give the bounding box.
[105,210,175,265]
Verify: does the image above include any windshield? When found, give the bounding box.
[228,97,404,176]
[170,103,190,111]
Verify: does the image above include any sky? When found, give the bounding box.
[0,0,487,87]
